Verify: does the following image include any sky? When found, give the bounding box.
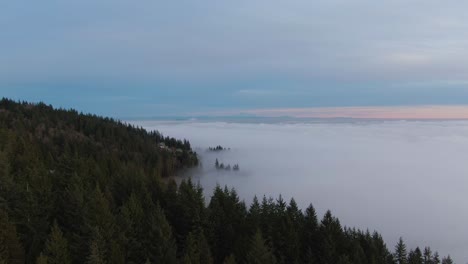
[2,1,468,118]
[139,120,468,262]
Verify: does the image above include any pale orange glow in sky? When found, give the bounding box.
[244,105,468,119]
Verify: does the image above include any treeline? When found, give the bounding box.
[0,99,454,263]
[208,146,229,152]
[215,159,239,171]
[0,98,197,174]
[0,98,197,263]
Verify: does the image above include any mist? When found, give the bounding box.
[136,120,468,262]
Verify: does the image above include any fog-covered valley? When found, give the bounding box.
[136,120,468,263]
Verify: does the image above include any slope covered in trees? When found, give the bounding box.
[0,99,454,263]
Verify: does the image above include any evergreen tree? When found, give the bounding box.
[144,203,177,264]
[182,230,213,264]
[350,239,367,264]
[246,230,276,264]
[318,210,344,264]
[197,231,214,264]
[42,221,71,264]
[302,204,319,264]
[366,231,393,264]
[174,179,206,252]
[276,197,303,263]
[0,209,24,264]
[432,252,440,264]
[86,228,106,264]
[259,196,275,241]
[246,196,261,234]
[119,192,145,264]
[394,237,408,264]
[84,185,115,261]
[441,255,453,264]
[270,195,287,262]
[59,173,87,264]
[423,247,432,264]
[182,232,198,264]
[408,247,423,264]
[209,186,248,263]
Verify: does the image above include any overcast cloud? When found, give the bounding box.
[2,1,468,115]
[3,1,468,80]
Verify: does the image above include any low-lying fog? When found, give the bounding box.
[136,120,468,262]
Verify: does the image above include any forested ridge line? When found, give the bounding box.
[0,99,454,264]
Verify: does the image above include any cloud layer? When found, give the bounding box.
[243,105,468,119]
[3,1,468,115]
[138,120,468,263]
[3,0,468,81]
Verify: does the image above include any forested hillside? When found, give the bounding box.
[0,99,453,264]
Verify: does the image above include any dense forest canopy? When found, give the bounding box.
[0,99,455,263]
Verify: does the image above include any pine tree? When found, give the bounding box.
[281,198,303,263]
[84,185,115,261]
[259,196,275,241]
[87,228,106,264]
[350,240,367,264]
[423,247,432,264]
[246,230,276,264]
[0,148,13,210]
[319,210,343,264]
[441,255,453,264]
[86,185,115,237]
[0,209,24,264]
[43,221,71,264]
[432,252,440,264]
[197,231,213,264]
[270,195,287,262]
[182,229,213,264]
[175,179,206,252]
[408,247,422,264]
[302,204,319,264]
[87,241,105,264]
[182,232,199,264]
[59,173,86,263]
[371,231,393,264]
[145,203,177,264]
[207,186,246,263]
[394,237,408,264]
[247,196,261,234]
[120,192,145,264]
[161,179,178,232]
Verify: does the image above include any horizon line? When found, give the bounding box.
[125,105,468,121]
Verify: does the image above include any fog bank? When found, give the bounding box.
[136,120,468,262]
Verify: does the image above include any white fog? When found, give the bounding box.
[136,120,468,263]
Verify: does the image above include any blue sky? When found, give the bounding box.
[2,0,468,118]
